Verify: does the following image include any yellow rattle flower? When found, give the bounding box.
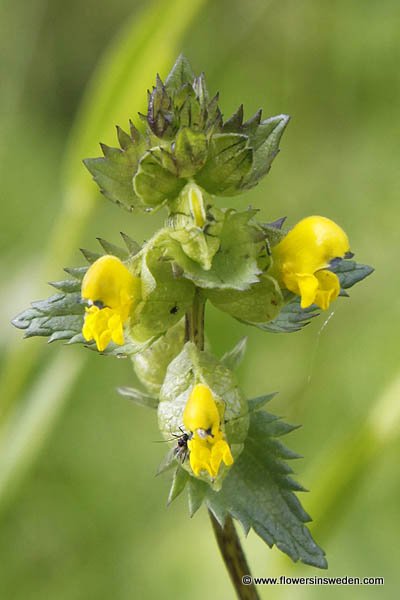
[183,383,234,478]
[271,216,351,310]
[81,255,141,351]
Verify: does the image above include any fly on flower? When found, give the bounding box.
[182,383,234,479]
[172,427,191,463]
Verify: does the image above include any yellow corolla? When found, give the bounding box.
[81,255,141,351]
[271,216,351,310]
[183,383,234,479]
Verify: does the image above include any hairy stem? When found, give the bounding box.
[209,511,260,600]
[185,291,259,600]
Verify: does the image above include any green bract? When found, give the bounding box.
[157,342,249,489]
[84,55,289,212]
[12,55,374,571]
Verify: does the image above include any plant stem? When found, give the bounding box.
[185,291,260,600]
[185,288,205,349]
[209,512,260,600]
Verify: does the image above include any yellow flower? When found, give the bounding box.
[183,383,234,479]
[271,216,351,310]
[81,255,141,351]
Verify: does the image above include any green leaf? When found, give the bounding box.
[330,259,374,290]
[256,296,320,333]
[242,114,290,188]
[188,477,208,516]
[174,128,208,177]
[84,124,146,211]
[195,133,253,196]
[207,275,283,323]
[117,386,158,409]
[12,291,85,340]
[167,209,264,290]
[157,447,179,476]
[130,246,195,342]
[205,410,327,569]
[248,393,277,412]
[221,337,247,371]
[147,75,176,138]
[165,54,195,94]
[133,149,186,207]
[167,466,190,505]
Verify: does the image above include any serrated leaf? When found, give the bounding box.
[147,74,175,138]
[49,279,81,293]
[117,386,158,409]
[120,232,141,255]
[247,393,277,412]
[84,127,146,210]
[220,337,247,371]
[257,296,320,333]
[157,447,180,476]
[192,73,209,108]
[80,248,103,264]
[96,238,128,259]
[165,54,195,94]
[12,291,85,341]
[188,477,208,516]
[195,133,253,196]
[167,209,264,290]
[64,266,88,281]
[176,86,203,130]
[222,104,244,132]
[242,114,290,189]
[330,259,374,289]
[205,411,327,569]
[167,466,189,505]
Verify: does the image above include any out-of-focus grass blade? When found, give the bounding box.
[0,351,83,515]
[307,372,400,542]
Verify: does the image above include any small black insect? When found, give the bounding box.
[172,427,191,463]
[169,304,179,314]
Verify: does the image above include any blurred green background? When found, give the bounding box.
[1,0,399,598]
